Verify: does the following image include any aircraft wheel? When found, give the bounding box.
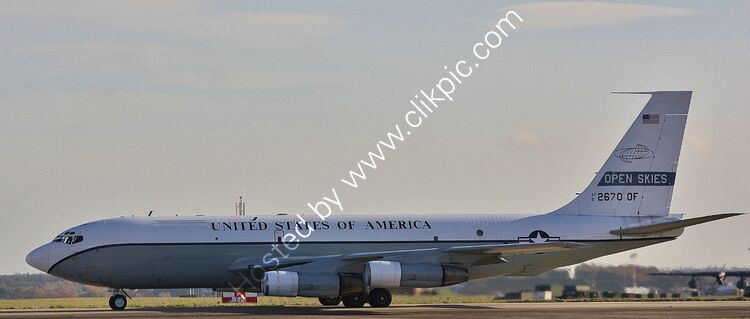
[318,296,341,306]
[341,293,366,308]
[368,288,392,307]
[109,294,127,311]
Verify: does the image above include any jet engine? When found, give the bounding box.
[737,278,747,290]
[688,279,698,289]
[716,272,727,285]
[364,261,468,288]
[262,271,365,297]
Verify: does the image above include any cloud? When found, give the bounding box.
[505,1,695,30]
[688,135,710,153]
[512,124,543,147]
[1,2,345,93]
[6,41,333,92]
[173,13,343,46]
[1,2,343,48]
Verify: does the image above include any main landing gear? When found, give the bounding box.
[367,288,392,308]
[342,293,367,308]
[333,288,392,308]
[318,296,341,306]
[108,288,130,311]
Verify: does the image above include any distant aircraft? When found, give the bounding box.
[649,270,750,290]
[26,91,743,310]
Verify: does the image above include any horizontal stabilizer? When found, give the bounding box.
[610,213,744,236]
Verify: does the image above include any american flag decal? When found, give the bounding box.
[642,114,660,124]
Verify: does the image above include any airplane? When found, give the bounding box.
[649,269,750,290]
[26,91,744,310]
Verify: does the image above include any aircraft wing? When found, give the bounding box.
[610,213,743,236]
[649,271,750,277]
[648,271,722,277]
[228,241,587,273]
[442,241,584,255]
[725,271,750,277]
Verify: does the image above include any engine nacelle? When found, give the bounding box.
[263,271,299,296]
[716,272,726,285]
[737,279,747,290]
[262,271,365,298]
[364,261,468,288]
[688,279,698,289]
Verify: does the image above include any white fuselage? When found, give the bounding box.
[26,212,682,289]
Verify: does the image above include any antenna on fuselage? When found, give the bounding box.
[235,195,245,216]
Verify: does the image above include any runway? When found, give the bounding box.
[1,301,749,319]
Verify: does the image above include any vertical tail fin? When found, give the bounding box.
[551,91,692,217]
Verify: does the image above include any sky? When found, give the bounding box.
[1,1,749,274]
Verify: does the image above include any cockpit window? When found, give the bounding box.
[53,234,84,244]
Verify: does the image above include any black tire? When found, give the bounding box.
[341,293,366,308]
[109,294,127,311]
[318,296,341,306]
[368,288,392,308]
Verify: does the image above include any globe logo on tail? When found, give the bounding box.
[613,144,654,163]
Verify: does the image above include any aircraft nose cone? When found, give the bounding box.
[26,244,52,273]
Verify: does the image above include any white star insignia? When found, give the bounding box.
[529,232,547,243]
